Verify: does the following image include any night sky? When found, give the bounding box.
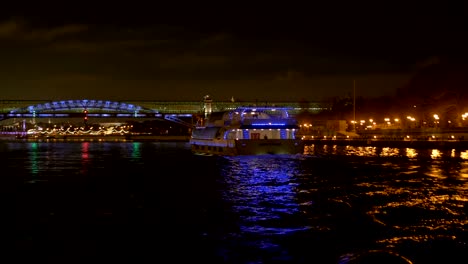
[1,2,466,102]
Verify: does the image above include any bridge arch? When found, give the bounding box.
[9,99,158,114]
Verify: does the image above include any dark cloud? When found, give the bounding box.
[0,3,466,101]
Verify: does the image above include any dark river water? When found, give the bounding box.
[1,140,467,263]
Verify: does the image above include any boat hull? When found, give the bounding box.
[190,138,304,156]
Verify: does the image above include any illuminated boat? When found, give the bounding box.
[190,106,304,155]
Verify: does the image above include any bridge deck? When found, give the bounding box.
[0,99,325,114]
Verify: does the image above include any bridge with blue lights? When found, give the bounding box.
[1,99,164,121]
[0,99,327,133]
[0,99,326,120]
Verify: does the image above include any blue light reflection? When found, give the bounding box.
[29,142,39,176]
[221,155,306,236]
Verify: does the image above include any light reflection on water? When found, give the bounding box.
[461,151,468,160]
[221,155,304,235]
[219,145,468,262]
[306,144,468,161]
[380,147,400,157]
[29,142,39,176]
[431,149,442,159]
[1,141,467,263]
[406,148,418,158]
[81,142,90,175]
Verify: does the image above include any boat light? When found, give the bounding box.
[252,123,285,126]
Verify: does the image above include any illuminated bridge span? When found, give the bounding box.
[1,99,157,118]
[10,99,154,114]
[0,99,327,122]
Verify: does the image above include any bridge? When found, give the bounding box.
[0,99,328,135]
[1,99,164,121]
[0,99,326,121]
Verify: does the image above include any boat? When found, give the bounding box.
[190,106,304,155]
